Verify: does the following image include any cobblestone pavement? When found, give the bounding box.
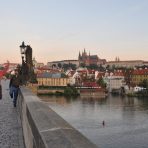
[0,80,25,148]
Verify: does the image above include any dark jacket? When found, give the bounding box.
[9,75,21,88]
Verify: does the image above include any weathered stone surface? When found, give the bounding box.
[19,86,98,148]
[0,80,24,148]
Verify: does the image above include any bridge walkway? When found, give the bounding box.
[0,80,24,148]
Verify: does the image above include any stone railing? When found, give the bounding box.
[18,87,98,148]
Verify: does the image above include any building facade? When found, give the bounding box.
[78,49,106,66]
[37,72,70,86]
[47,60,79,68]
[131,69,148,85]
[104,76,125,92]
[106,60,145,68]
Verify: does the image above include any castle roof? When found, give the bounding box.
[133,69,148,75]
[90,55,99,60]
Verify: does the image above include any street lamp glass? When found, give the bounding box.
[20,48,26,54]
[20,41,26,54]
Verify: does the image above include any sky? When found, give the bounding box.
[0,0,148,64]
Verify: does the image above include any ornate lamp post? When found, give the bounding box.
[20,42,26,65]
[20,41,27,85]
[20,41,26,55]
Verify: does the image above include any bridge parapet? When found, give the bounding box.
[18,87,98,148]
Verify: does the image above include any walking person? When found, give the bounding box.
[9,69,21,107]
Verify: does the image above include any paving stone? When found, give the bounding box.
[0,80,24,148]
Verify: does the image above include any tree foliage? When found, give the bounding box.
[63,63,76,71]
[139,79,148,88]
[97,77,106,88]
[64,86,79,96]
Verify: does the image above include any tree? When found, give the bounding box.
[97,77,106,88]
[80,63,86,68]
[61,73,68,78]
[88,64,98,70]
[63,63,77,71]
[64,86,79,96]
[5,73,11,79]
[63,64,69,71]
[139,79,148,88]
[98,64,105,71]
[106,65,110,71]
[111,64,116,70]
[52,64,56,69]
[123,68,133,86]
[57,63,62,69]
[69,63,76,70]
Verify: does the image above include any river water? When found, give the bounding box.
[39,95,148,148]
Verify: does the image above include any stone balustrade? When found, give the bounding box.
[18,87,98,148]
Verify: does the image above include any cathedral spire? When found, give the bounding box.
[84,48,86,54]
[78,51,81,59]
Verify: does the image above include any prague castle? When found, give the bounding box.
[78,49,106,66]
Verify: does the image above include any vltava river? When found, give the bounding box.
[39,95,148,148]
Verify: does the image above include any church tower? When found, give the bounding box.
[78,51,81,60]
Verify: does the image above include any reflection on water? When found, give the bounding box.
[39,95,148,148]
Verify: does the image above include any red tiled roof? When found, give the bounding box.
[82,82,98,87]
[114,72,124,76]
[0,62,9,78]
[87,70,95,74]
[133,69,148,75]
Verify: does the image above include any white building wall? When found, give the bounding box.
[104,76,125,92]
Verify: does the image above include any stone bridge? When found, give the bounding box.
[0,80,98,148]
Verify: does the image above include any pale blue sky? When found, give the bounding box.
[0,0,148,64]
